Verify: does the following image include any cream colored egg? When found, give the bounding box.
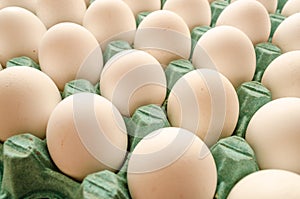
[0,7,46,67]
[0,0,37,13]
[230,0,278,13]
[163,0,211,31]
[262,51,300,99]
[122,0,161,17]
[46,93,127,181]
[246,98,300,173]
[228,170,300,199]
[36,0,86,29]
[0,67,61,141]
[216,0,271,45]
[83,0,136,50]
[39,22,103,91]
[100,50,166,117]
[0,63,2,70]
[167,69,239,147]
[282,0,300,16]
[134,10,191,68]
[272,13,300,52]
[192,26,256,89]
[127,127,217,199]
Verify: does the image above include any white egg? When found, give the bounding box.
[127,127,217,199]
[122,0,161,17]
[0,7,46,67]
[216,0,271,45]
[163,0,211,31]
[167,69,239,147]
[281,0,300,17]
[272,13,300,53]
[0,0,37,13]
[0,67,61,141]
[47,93,128,181]
[134,10,191,68]
[36,0,86,29]
[83,0,136,50]
[246,98,300,174]
[228,170,300,199]
[192,26,256,89]
[39,22,103,91]
[100,49,166,117]
[230,0,278,13]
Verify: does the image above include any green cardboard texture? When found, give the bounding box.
[103,40,132,64]
[210,1,229,27]
[136,12,151,27]
[6,56,41,70]
[269,13,286,40]
[62,79,97,99]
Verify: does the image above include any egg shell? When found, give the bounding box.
[46,93,128,181]
[262,51,300,99]
[122,0,161,17]
[39,22,103,91]
[163,0,211,31]
[0,0,37,13]
[167,69,239,147]
[0,7,46,67]
[230,0,278,13]
[83,0,136,50]
[100,49,167,117]
[228,169,300,199]
[272,13,300,53]
[0,66,61,141]
[134,10,191,68]
[192,26,256,89]
[36,0,86,29]
[246,97,300,174]
[127,127,217,199]
[281,0,300,16]
[216,0,271,45]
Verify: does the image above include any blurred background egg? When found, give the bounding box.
[100,50,166,117]
[192,26,256,89]
[246,97,300,174]
[83,0,136,51]
[0,0,37,13]
[127,127,217,199]
[39,22,103,91]
[281,0,300,16]
[230,0,278,13]
[47,93,128,181]
[0,6,46,67]
[272,13,300,53]
[262,51,300,99]
[36,0,86,29]
[228,170,300,199]
[134,10,191,68]
[122,0,161,18]
[167,69,239,147]
[216,0,271,45]
[163,0,211,31]
[0,67,61,141]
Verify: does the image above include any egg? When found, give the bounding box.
[230,0,278,13]
[39,22,103,91]
[272,13,300,53]
[262,51,300,99]
[85,0,90,6]
[281,0,300,16]
[134,10,191,68]
[0,67,61,141]
[0,7,46,67]
[228,169,300,199]
[192,26,256,89]
[46,93,128,181]
[83,0,136,50]
[167,69,239,147]
[127,127,217,199]
[122,0,161,17]
[0,0,37,13]
[216,0,271,45]
[246,97,300,174]
[100,50,166,117]
[163,0,211,31]
[36,0,86,29]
